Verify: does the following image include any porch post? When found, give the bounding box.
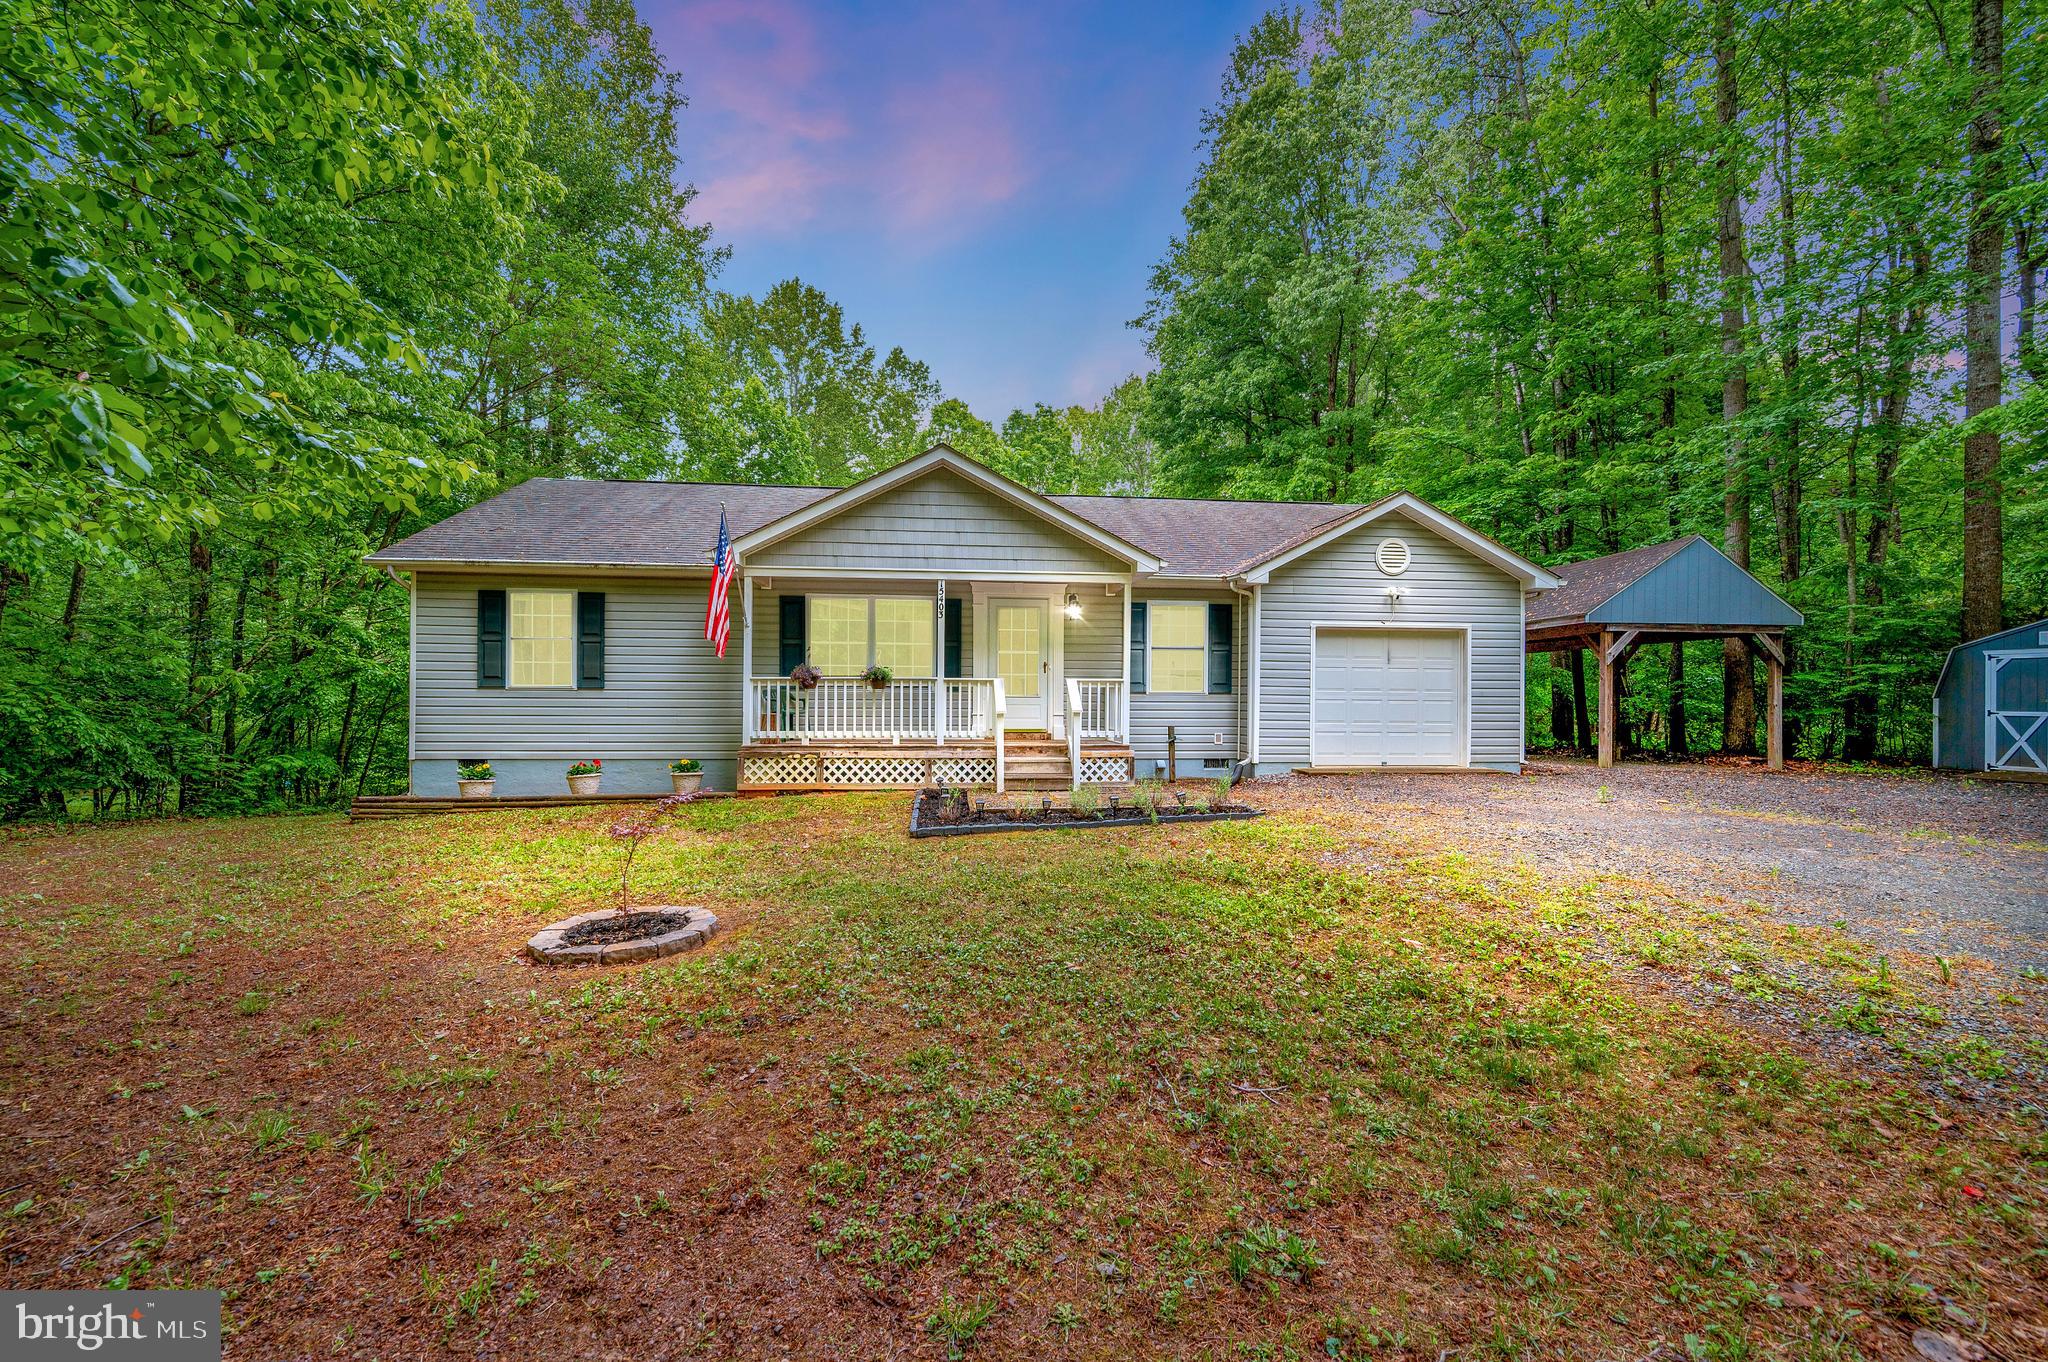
[740,573,753,741]
[934,579,945,745]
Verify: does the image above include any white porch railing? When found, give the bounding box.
[747,676,999,744]
[1066,677,1127,790]
[1070,678,1125,740]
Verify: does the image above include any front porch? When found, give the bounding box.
[736,675,1134,792]
[734,571,1136,793]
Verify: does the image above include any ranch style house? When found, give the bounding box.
[367,445,1565,794]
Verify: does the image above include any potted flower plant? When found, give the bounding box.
[566,757,603,796]
[668,758,703,796]
[789,662,823,690]
[456,761,495,799]
[860,663,893,690]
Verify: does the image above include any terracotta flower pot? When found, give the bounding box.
[567,773,601,796]
[457,779,495,799]
[670,772,703,795]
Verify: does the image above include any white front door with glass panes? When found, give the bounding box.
[992,599,1048,729]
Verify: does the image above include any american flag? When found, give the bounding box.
[705,507,735,657]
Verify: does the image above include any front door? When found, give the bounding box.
[992,599,1049,730]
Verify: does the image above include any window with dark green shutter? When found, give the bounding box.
[1129,601,1147,693]
[576,592,605,689]
[777,595,806,674]
[1207,602,1233,694]
[476,589,506,689]
[944,596,963,677]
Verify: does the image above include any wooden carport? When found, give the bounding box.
[1527,536,1804,769]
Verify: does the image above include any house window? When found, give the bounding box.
[1148,602,1206,693]
[809,598,869,675]
[874,598,934,676]
[509,589,575,687]
[810,596,934,675]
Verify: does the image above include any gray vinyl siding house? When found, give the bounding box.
[371,446,1561,794]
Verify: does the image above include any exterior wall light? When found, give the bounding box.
[1065,592,1083,620]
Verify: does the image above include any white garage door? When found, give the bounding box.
[1313,629,1465,766]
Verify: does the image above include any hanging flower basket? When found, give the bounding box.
[789,663,823,690]
[861,664,894,690]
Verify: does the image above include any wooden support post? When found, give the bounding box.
[1752,632,1786,771]
[1766,652,1785,770]
[1597,629,1617,768]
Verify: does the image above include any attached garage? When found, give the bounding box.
[1311,627,1466,767]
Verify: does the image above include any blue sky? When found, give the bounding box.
[646,0,1267,419]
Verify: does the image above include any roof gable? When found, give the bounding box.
[1583,538,1802,628]
[731,446,1161,571]
[1239,493,1561,588]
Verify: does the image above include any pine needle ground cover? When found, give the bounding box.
[1,791,2042,1360]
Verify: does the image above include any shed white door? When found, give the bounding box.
[1987,650,2048,772]
[1313,629,1464,766]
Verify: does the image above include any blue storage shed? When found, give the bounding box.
[1933,619,2048,772]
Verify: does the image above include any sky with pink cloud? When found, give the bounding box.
[647,0,1268,418]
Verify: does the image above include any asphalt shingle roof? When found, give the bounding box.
[369,479,837,569]
[1525,535,1699,626]
[370,476,1370,579]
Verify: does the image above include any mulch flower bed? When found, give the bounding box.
[909,786,1262,838]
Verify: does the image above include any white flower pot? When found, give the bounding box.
[670,772,703,795]
[567,773,601,796]
[457,779,495,799]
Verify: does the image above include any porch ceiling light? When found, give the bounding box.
[1065,592,1083,620]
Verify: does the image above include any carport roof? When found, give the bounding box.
[1528,535,1802,632]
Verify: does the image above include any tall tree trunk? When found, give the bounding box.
[1647,57,1686,757]
[1769,66,1805,754]
[1715,0,1757,753]
[1648,65,1677,440]
[181,535,215,813]
[60,562,86,642]
[1569,649,1592,751]
[1770,67,1803,584]
[1551,658,1576,749]
[220,570,251,759]
[1961,0,2005,640]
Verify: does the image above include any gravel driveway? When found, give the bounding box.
[1245,760,2048,1103]
[1249,759,2048,970]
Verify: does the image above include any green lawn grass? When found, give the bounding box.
[0,797,2041,1359]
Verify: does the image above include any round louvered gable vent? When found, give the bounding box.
[1375,538,1411,576]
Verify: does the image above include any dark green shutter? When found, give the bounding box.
[476,589,506,689]
[1129,601,1147,694]
[576,592,605,689]
[778,595,806,674]
[1207,602,1233,694]
[944,597,963,677]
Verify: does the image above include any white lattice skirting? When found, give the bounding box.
[1078,754,1132,784]
[741,752,822,787]
[931,756,997,785]
[821,755,929,785]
